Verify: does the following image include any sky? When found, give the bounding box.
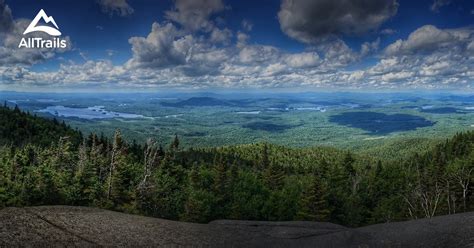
[0,0,473,92]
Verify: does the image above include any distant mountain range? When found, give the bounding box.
[160,97,236,107]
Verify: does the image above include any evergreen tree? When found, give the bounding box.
[181,188,217,223]
[297,174,330,221]
[263,159,285,190]
[213,155,229,218]
[71,142,99,206]
[259,143,270,170]
[6,105,474,227]
[107,129,131,209]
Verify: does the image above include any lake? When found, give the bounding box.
[36,105,146,120]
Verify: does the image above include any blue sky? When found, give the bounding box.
[1,0,474,91]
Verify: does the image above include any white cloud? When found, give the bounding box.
[210,28,232,45]
[2,1,473,91]
[381,71,414,81]
[236,31,249,48]
[348,70,365,81]
[284,52,320,68]
[360,25,474,87]
[318,39,359,66]
[262,63,286,76]
[420,61,451,76]
[384,25,465,55]
[127,22,191,68]
[238,45,280,64]
[360,38,381,57]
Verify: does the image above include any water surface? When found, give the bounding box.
[36,105,145,120]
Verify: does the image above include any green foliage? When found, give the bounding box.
[0,105,82,147]
[3,106,474,228]
[297,174,330,222]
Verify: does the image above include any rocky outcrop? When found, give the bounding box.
[1,206,473,247]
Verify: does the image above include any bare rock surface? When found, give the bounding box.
[1,206,473,247]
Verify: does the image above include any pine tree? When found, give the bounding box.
[181,188,217,223]
[297,174,330,221]
[214,155,227,194]
[342,152,356,177]
[319,158,330,176]
[259,143,270,170]
[263,159,285,190]
[229,159,239,188]
[71,139,99,205]
[213,155,229,218]
[107,129,128,206]
[77,139,88,173]
[53,136,74,170]
[189,163,200,187]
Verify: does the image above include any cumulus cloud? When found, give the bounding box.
[284,52,320,68]
[3,0,379,90]
[236,31,249,48]
[380,71,414,82]
[126,0,237,71]
[127,22,191,68]
[384,25,472,55]
[318,39,359,66]
[165,0,225,32]
[2,0,473,91]
[5,60,138,89]
[361,38,381,57]
[278,0,398,43]
[238,45,280,64]
[420,61,451,76]
[210,28,232,44]
[97,0,134,17]
[126,22,235,75]
[360,25,474,87]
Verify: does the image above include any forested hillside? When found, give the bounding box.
[0,105,473,227]
[0,103,82,147]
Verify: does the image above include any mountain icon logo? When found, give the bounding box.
[23,9,61,36]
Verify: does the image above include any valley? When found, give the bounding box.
[3,91,474,159]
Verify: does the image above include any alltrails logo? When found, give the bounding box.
[18,9,67,49]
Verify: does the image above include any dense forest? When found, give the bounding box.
[0,104,474,227]
[0,102,82,147]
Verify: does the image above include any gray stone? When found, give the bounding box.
[1,206,473,247]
